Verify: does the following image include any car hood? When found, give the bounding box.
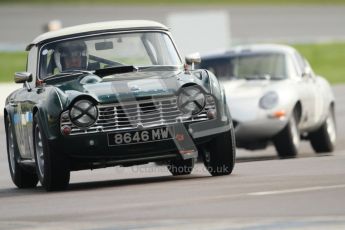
[53,70,198,105]
[221,79,284,121]
[221,79,272,99]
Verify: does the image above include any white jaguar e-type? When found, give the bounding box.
[200,44,336,157]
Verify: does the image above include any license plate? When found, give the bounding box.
[107,127,172,146]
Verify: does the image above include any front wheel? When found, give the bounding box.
[33,114,70,191]
[203,128,236,176]
[273,110,300,158]
[5,116,38,188]
[309,106,336,153]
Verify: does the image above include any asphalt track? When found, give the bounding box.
[0,85,344,229]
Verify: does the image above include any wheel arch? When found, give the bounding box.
[4,106,15,132]
[31,105,59,140]
[329,100,336,127]
[293,101,302,124]
[330,100,335,111]
[4,108,8,118]
[3,109,9,130]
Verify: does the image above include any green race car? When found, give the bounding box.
[4,20,236,191]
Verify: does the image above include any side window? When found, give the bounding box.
[303,58,316,78]
[27,46,37,75]
[39,47,55,77]
[286,54,299,78]
[293,51,306,77]
[27,46,38,84]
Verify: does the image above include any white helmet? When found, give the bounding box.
[54,40,88,72]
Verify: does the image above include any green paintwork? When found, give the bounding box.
[52,70,211,104]
[4,67,224,156]
[3,29,227,165]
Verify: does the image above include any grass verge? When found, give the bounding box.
[0,52,26,83]
[292,43,345,84]
[0,42,344,84]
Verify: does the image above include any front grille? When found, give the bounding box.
[61,96,216,135]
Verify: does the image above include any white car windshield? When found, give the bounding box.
[39,32,182,79]
[201,52,287,80]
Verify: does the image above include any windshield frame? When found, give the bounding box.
[37,30,183,80]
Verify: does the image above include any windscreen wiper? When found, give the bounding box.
[43,70,90,82]
[136,65,180,71]
[94,65,138,77]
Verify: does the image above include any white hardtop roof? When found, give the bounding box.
[27,20,168,50]
[203,44,297,58]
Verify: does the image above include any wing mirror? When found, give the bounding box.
[185,52,201,70]
[14,72,33,91]
[14,72,32,83]
[302,66,312,79]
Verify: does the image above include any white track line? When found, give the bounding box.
[248,184,345,196]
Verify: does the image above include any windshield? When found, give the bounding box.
[201,52,287,80]
[39,32,182,79]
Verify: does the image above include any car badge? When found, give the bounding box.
[137,122,144,130]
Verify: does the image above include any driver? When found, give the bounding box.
[54,41,88,72]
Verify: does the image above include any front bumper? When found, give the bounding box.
[233,116,288,141]
[49,118,231,170]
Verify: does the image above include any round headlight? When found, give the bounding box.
[70,99,98,127]
[259,91,279,110]
[178,86,206,115]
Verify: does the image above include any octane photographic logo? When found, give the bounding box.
[112,164,230,175]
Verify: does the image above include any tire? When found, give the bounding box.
[203,127,236,176]
[167,158,195,176]
[309,106,336,153]
[33,114,70,191]
[5,115,38,188]
[273,110,300,158]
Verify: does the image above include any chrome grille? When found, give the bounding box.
[61,96,216,135]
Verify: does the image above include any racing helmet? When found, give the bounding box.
[54,40,88,72]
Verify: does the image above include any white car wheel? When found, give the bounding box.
[273,109,300,158]
[309,106,336,153]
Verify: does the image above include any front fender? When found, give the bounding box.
[276,89,300,118]
[263,81,301,120]
[207,70,231,123]
[33,87,66,140]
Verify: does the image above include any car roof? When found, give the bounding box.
[202,44,297,59]
[26,20,168,51]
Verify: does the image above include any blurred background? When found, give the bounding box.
[0,0,345,85]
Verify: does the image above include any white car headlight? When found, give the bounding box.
[178,86,206,115]
[70,99,98,127]
[259,91,278,110]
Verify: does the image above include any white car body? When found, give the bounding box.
[201,44,336,156]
